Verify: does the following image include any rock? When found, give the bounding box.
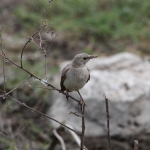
[48,52,150,137]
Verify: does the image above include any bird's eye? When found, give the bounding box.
[83,57,87,60]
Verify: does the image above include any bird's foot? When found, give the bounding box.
[66,91,69,101]
[66,95,69,101]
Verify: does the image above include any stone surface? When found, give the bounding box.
[48,52,150,137]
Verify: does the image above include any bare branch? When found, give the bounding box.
[69,111,84,117]
[0,53,80,103]
[7,95,80,136]
[80,104,86,150]
[20,25,46,67]
[44,54,48,80]
[31,36,40,47]
[0,78,28,98]
[0,26,6,97]
[103,93,112,150]
[77,91,86,150]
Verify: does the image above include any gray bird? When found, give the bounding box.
[60,53,97,105]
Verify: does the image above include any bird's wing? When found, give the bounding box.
[60,63,71,91]
[86,67,90,83]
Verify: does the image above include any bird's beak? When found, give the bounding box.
[89,55,98,59]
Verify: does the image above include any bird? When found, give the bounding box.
[60,53,97,107]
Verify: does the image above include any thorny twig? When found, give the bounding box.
[103,93,112,150]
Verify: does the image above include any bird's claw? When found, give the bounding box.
[66,91,69,101]
[66,95,69,101]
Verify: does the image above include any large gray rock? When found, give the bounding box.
[48,52,150,137]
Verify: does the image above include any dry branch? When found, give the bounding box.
[103,93,112,150]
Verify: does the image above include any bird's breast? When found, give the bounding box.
[64,66,89,91]
[71,66,89,81]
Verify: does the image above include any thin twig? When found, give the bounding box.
[0,26,3,44]
[77,91,86,150]
[69,111,84,117]
[0,26,6,94]
[80,104,85,150]
[0,26,7,102]
[0,78,28,98]
[20,25,46,67]
[38,26,43,49]
[0,53,80,103]
[2,56,6,92]
[53,129,66,150]
[103,93,112,150]
[44,54,48,81]
[6,95,80,136]
[31,36,40,47]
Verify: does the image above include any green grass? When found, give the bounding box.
[14,0,150,43]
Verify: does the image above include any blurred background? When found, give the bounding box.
[1,0,150,149]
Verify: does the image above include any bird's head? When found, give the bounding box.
[72,53,98,67]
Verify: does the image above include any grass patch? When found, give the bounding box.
[13,0,150,46]
[50,0,150,54]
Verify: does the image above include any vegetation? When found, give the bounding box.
[1,0,150,149]
[14,0,150,44]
